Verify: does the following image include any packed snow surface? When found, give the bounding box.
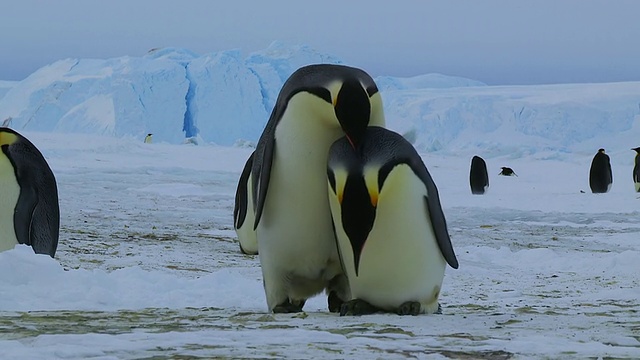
[0,131,638,359]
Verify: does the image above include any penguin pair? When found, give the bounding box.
[328,126,459,315]
[589,148,613,193]
[0,127,59,257]
[234,64,458,315]
[234,64,385,313]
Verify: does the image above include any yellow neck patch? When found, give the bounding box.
[0,132,18,146]
[363,167,379,207]
[331,168,349,205]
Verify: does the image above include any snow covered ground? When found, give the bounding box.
[1,131,638,359]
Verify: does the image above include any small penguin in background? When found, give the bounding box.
[499,167,517,176]
[328,126,458,316]
[469,155,489,194]
[632,147,640,192]
[234,151,258,255]
[2,117,12,128]
[144,133,153,144]
[0,127,59,257]
[589,148,613,193]
[244,64,386,314]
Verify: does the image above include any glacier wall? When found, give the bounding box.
[1,42,639,156]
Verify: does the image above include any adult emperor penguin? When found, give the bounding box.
[632,147,640,192]
[469,155,489,194]
[589,148,613,193]
[0,127,59,257]
[144,133,153,144]
[233,151,258,255]
[248,64,386,313]
[327,126,458,316]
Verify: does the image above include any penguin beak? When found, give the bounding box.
[346,135,356,150]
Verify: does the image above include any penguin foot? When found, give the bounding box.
[397,301,422,316]
[340,299,381,316]
[327,291,345,313]
[272,299,306,313]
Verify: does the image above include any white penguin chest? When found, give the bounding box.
[0,153,20,252]
[257,98,345,270]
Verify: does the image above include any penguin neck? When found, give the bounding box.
[275,99,344,161]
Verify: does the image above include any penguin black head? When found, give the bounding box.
[334,78,371,149]
[147,133,152,136]
[632,147,640,154]
[278,64,380,149]
[598,148,606,153]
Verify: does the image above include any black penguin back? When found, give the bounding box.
[589,149,612,193]
[469,155,489,194]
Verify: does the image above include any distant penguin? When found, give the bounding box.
[589,148,612,193]
[469,155,489,194]
[144,134,153,144]
[632,147,640,192]
[1,117,12,128]
[328,127,458,316]
[234,151,258,255]
[241,64,386,313]
[0,127,59,257]
[499,167,517,176]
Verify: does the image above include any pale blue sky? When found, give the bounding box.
[1,0,639,85]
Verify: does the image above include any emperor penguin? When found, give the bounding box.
[632,147,640,192]
[327,126,458,316]
[233,151,258,255]
[144,134,153,144]
[245,64,386,313]
[0,127,59,257]
[499,167,517,176]
[469,155,489,194]
[589,148,612,193]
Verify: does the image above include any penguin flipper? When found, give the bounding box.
[253,134,275,230]
[28,199,59,257]
[13,185,38,247]
[424,192,458,269]
[234,151,254,229]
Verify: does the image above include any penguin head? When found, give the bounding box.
[598,148,606,154]
[333,78,371,149]
[632,147,640,153]
[275,65,384,148]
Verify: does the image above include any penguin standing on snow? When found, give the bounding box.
[327,126,458,316]
[239,64,386,313]
[632,147,640,192]
[233,151,258,255]
[469,155,489,194]
[0,127,59,257]
[144,134,153,144]
[589,148,613,193]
